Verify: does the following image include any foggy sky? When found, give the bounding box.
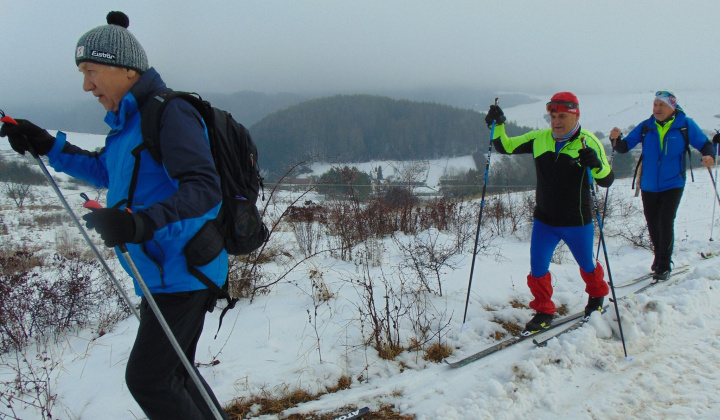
[2,0,720,107]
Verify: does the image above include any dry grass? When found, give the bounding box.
[34,211,70,228]
[224,376,414,419]
[490,330,506,341]
[509,299,528,309]
[0,246,43,274]
[377,343,404,361]
[499,321,523,338]
[423,342,453,362]
[361,405,415,420]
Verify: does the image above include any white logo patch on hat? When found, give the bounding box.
[76,46,85,58]
[91,50,116,60]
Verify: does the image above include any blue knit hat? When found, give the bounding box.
[75,11,148,72]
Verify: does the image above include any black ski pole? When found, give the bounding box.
[0,111,140,320]
[706,167,720,208]
[462,98,498,326]
[710,141,720,241]
[581,137,630,360]
[595,148,614,259]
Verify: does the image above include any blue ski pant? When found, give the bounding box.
[530,218,596,277]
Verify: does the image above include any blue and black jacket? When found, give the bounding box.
[46,68,228,296]
[614,111,714,193]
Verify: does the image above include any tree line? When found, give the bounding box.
[250,94,533,181]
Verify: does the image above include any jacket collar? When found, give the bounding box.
[104,68,167,131]
[649,110,686,130]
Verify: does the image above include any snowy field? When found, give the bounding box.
[2,90,720,419]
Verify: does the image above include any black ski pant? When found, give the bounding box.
[125,289,229,420]
[641,187,684,272]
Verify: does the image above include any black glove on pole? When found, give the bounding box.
[578,147,602,169]
[484,104,506,128]
[82,208,154,248]
[0,119,56,156]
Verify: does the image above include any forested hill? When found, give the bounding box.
[250,94,533,178]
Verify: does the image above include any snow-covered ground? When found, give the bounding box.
[2,90,720,419]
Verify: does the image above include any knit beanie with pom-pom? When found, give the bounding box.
[75,11,148,72]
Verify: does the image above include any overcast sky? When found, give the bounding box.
[2,0,720,106]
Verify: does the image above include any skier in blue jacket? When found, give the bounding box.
[0,11,229,420]
[610,91,714,280]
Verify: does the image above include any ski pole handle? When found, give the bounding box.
[0,109,18,125]
[0,115,18,125]
[579,136,596,187]
[0,110,42,158]
[80,192,103,210]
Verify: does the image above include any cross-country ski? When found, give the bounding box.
[614,265,689,288]
[445,310,588,368]
[331,407,370,420]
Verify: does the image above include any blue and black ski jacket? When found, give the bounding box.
[47,68,228,295]
[615,111,713,193]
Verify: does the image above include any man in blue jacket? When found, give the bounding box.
[610,91,714,281]
[0,11,229,420]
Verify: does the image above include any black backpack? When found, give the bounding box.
[134,91,270,331]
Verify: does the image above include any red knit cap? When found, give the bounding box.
[546,92,580,115]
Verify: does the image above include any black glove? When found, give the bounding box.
[0,119,55,156]
[484,105,506,128]
[578,147,602,169]
[83,208,154,247]
[713,132,720,145]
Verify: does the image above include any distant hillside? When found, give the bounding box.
[375,87,538,111]
[5,86,535,136]
[6,91,308,135]
[202,90,307,127]
[250,94,532,179]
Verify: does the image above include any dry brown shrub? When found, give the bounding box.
[510,299,528,309]
[423,342,452,362]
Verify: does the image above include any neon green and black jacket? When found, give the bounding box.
[492,124,614,227]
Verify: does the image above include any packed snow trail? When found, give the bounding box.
[289,264,720,420]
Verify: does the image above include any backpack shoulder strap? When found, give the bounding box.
[631,125,650,190]
[140,91,214,164]
[139,91,170,164]
[679,122,694,182]
[679,124,690,149]
[130,91,216,207]
[123,93,169,208]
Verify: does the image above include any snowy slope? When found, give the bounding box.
[2,90,720,419]
[505,90,720,136]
